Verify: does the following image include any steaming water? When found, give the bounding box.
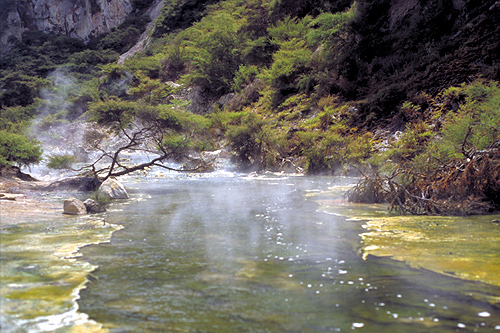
[3,173,500,332]
[77,174,500,332]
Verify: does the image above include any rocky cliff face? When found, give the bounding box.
[1,0,133,52]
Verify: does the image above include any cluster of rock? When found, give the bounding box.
[63,178,128,215]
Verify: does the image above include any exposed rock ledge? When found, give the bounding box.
[1,0,133,53]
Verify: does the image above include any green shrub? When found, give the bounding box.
[306,6,357,47]
[181,12,243,96]
[262,38,312,104]
[0,130,43,168]
[295,130,337,173]
[226,112,263,165]
[68,49,119,66]
[95,16,150,53]
[124,55,162,79]
[162,133,192,154]
[392,122,433,161]
[88,190,111,206]
[37,113,70,131]
[345,132,374,164]
[129,71,174,105]
[225,112,282,170]
[207,110,246,135]
[268,16,312,42]
[0,105,37,132]
[440,80,500,152]
[161,39,187,80]
[370,80,500,177]
[232,65,259,93]
[46,154,76,169]
[0,73,49,107]
[97,26,141,53]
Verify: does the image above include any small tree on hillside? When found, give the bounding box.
[0,130,43,169]
[81,98,212,181]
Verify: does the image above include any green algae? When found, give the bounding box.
[0,215,121,331]
[310,187,500,291]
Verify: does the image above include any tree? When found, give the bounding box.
[81,99,211,181]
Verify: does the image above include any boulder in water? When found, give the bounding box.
[99,178,129,199]
[83,198,107,213]
[63,198,87,215]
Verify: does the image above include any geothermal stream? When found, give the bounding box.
[1,155,500,332]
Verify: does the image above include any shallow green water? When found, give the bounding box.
[2,174,500,332]
[76,175,500,332]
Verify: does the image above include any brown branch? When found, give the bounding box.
[103,128,151,180]
[106,154,178,177]
[461,125,474,159]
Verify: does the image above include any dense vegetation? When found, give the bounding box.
[1,0,499,213]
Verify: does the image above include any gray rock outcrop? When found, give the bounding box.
[63,197,87,215]
[1,0,133,52]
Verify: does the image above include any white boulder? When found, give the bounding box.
[99,178,129,199]
[63,198,87,215]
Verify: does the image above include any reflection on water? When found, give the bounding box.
[77,175,500,332]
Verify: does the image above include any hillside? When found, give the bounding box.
[1,0,499,213]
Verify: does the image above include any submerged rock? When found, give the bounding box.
[99,178,129,199]
[63,198,87,215]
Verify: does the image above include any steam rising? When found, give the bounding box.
[28,69,139,180]
[27,70,89,180]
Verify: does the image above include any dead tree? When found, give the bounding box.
[348,125,500,215]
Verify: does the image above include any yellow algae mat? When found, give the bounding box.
[310,189,500,289]
[1,216,121,331]
[359,214,500,288]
